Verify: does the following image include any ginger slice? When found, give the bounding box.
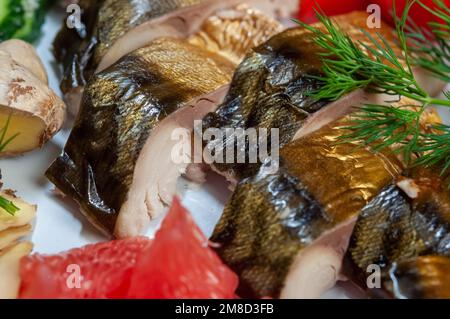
[0,192,36,232]
[0,224,32,250]
[0,242,33,299]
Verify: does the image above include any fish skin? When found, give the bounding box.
[201,27,326,181]
[345,168,450,297]
[46,38,234,236]
[379,256,450,299]
[201,11,401,182]
[48,7,283,236]
[54,0,205,95]
[211,119,402,298]
[54,0,104,93]
[94,0,204,64]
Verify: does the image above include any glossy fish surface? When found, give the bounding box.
[201,11,400,182]
[211,119,402,298]
[46,38,234,236]
[346,168,450,297]
[47,4,284,237]
[201,26,326,181]
[380,256,450,299]
[54,0,204,95]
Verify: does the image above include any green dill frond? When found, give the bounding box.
[0,114,20,215]
[0,196,20,216]
[292,1,450,183]
[339,104,422,164]
[0,113,19,152]
[292,7,438,106]
[444,90,450,99]
[406,0,450,82]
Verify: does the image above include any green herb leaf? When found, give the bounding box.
[292,5,433,106]
[0,195,20,216]
[292,1,450,181]
[0,113,19,152]
[0,113,20,215]
[339,104,422,164]
[406,0,450,82]
[414,124,450,175]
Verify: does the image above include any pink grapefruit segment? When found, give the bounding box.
[127,197,239,299]
[19,198,238,299]
[19,237,151,299]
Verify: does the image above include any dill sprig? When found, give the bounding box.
[339,104,423,163]
[415,124,450,175]
[0,114,20,216]
[405,0,450,179]
[292,4,450,107]
[0,195,20,216]
[292,1,450,177]
[0,114,19,152]
[406,0,450,82]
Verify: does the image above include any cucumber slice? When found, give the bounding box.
[0,0,49,42]
[13,0,47,42]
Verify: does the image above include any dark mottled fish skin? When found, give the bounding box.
[54,0,105,93]
[46,38,234,236]
[212,162,324,298]
[54,0,204,94]
[378,256,450,299]
[201,26,327,180]
[201,12,400,181]
[211,119,402,298]
[345,168,450,298]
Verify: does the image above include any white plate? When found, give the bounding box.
[2,8,448,299]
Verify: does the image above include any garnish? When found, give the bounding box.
[291,2,449,106]
[0,113,19,152]
[292,0,450,178]
[0,195,20,216]
[414,124,450,175]
[0,114,20,215]
[406,0,450,82]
